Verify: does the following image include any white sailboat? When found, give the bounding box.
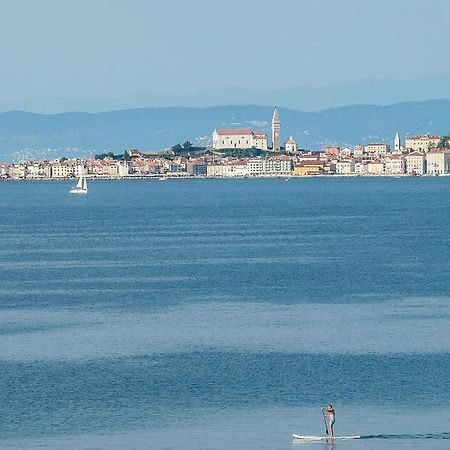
[70,172,88,194]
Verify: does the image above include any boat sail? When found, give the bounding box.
[70,171,88,194]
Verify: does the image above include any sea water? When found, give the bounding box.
[0,177,449,449]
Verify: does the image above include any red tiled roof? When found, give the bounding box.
[428,148,450,154]
[216,129,254,135]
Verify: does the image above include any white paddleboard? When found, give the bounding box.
[293,434,360,441]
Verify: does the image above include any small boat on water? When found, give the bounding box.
[70,173,88,194]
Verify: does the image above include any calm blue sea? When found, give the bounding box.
[0,178,450,450]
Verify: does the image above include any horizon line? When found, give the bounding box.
[1,97,450,116]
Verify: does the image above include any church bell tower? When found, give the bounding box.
[272,107,280,151]
[394,131,401,153]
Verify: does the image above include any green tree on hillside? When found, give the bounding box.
[95,152,116,160]
[437,135,450,149]
[171,143,183,152]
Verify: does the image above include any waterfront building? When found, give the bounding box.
[87,160,106,177]
[384,155,405,175]
[9,164,26,179]
[24,161,51,179]
[247,159,263,176]
[207,160,248,177]
[187,158,207,176]
[285,136,298,153]
[212,129,268,150]
[364,143,390,157]
[367,160,385,175]
[355,161,368,175]
[247,156,292,176]
[84,158,123,178]
[271,107,280,151]
[147,159,166,174]
[117,160,129,177]
[334,159,356,174]
[426,149,450,175]
[394,132,401,153]
[404,134,441,152]
[293,160,326,176]
[74,162,86,178]
[167,162,180,173]
[100,160,121,178]
[127,158,151,175]
[168,161,185,173]
[405,151,426,175]
[50,160,77,178]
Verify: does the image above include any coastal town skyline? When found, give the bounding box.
[2,109,449,179]
[2,105,449,178]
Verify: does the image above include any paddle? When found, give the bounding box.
[321,407,329,435]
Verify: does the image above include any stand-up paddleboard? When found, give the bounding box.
[293,434,360,441]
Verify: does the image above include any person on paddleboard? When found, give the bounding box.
[322,404,335,437]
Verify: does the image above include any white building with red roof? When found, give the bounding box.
[212,129,268,150]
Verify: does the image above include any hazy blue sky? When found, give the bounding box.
[1,0,450,101]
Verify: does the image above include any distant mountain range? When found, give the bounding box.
[3,75,450,113]
[1,100,450,162]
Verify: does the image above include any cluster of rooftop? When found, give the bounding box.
[1,136,449,180]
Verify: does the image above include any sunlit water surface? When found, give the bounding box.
[0,178,449,449]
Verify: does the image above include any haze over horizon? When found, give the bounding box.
[1,0,450,112]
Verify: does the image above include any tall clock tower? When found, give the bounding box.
[272,107,280,151]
